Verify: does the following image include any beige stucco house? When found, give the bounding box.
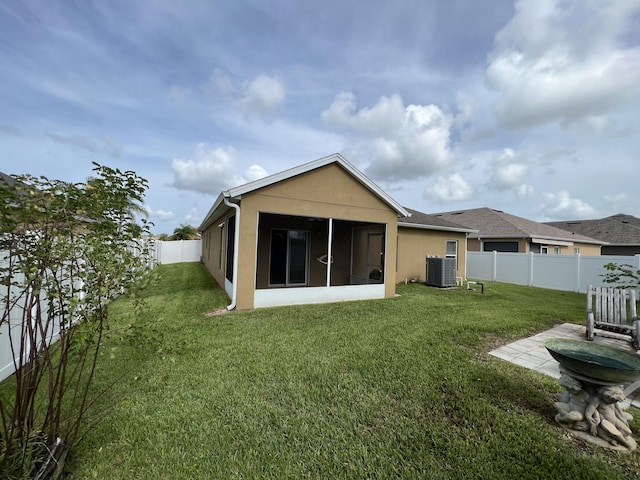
[432,207,605,255]
[199,153,473,310]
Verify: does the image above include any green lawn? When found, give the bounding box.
[58,264,640,479]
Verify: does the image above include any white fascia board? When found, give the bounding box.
[530,237,573,246]
[531,236,606,246]
[198,192,229,231]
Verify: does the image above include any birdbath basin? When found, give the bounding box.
[544,339,640,384]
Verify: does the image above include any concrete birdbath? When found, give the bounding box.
[544,339,640,451]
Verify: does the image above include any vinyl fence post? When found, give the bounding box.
[492,250,497,282]
[528,252,534,287]
[574,253,581,293]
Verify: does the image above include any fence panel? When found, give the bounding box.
[467,251,494,280]
[155,240,202,264]
[468,252,640,293]
[495,252,530,286]
[1,239,202,382]
[530,254,577,291]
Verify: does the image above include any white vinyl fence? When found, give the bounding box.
[154,239,202,264]
[467,251,640,293]
[1,239,202,382]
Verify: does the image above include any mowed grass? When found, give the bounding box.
[58,263,640,479]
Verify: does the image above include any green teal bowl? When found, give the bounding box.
[543,339,640,384]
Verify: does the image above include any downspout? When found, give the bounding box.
[223,196,240,310]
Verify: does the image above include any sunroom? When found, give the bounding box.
[254,213,387,308]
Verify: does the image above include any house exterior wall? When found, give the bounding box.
[560,242,601,255]
[201,210,234,292]
[202,163,400,310]
[467,237,601,255]
[397,228,467,283]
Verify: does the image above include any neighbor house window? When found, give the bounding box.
[554,246,560,255]
[540,245,549,254]
[574,247,580,254]
[269,229,309,286]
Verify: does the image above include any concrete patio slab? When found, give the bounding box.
[489,323,640,409]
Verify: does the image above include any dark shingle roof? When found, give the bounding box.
[430,207,604,244]
[399,207,476,233]
[545,214,640,245]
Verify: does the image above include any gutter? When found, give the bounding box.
[223,195,240,311]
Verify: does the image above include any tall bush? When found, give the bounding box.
[602,262,640,289]
[0,164,154,479]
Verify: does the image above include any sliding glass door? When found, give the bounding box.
[269,229,309,286]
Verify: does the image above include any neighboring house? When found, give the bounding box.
[545,214,640,256]
[199,153,472,310]
[430,207,605,255]
[397,208,476,283]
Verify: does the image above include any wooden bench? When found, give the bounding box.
[586,285,639,350]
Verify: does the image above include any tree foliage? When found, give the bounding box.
[0,163,154,479]
[170,224,197,241]
[601,262,640,288]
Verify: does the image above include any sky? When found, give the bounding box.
[1,0,639,234]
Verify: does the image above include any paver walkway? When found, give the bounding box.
[489,323,640,408]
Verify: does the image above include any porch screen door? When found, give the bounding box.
[351,226,384,284]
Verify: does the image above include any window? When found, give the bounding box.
[554,246,560,255]
[540,245,548,254]
[219,223,225,269]
[446,240,458,259]
[483,241,518,252]
[574,247,580,254]
[269,229,309,286]
[225,215,236,282]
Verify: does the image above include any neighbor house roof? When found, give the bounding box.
[199,153,409,230]
[399,207,477,233]
[430,207,605,245]
[545,214,640,246]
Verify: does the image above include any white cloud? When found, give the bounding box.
[243,164,269,182]
[208,71,286,119]
[239,74,286,117]
[486,148,529,191]
[185,207,200,225]
[486,0,640,128]
[170,144,269,195]
[516,184,534,198]
[171,144,238,195]
[424,173,474,202]
[322,92,454,181]
[47,132,123,158]
[540,190,596,219]
[454,92,477,128]
[144,204,175,221]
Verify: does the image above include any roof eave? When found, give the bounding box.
[205,153,409,223]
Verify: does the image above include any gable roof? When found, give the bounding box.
[545,214,640,246]
[431,207,605,245]
[399,207,477,233]
[199,153,409,230]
